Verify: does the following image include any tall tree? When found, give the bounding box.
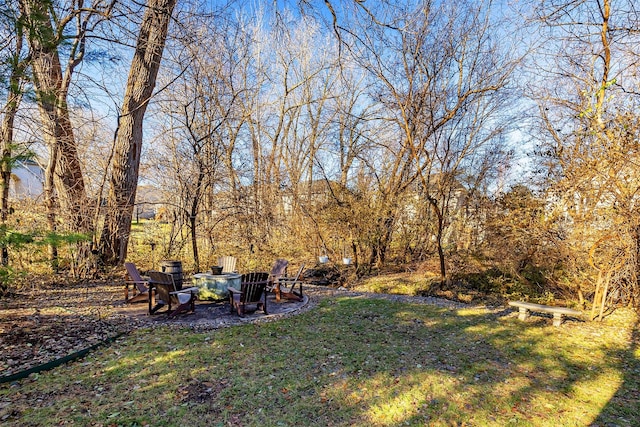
[100,0,177,265]
[151,17,243,270]
[0,1,28,266]
[325,0,517,275]
[17,0,116,272]
[18,0,113,235]
[530,0,640,307]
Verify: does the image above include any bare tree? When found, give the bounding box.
[325,1,518,276]
[232,11,344,255]
[100,0,177,266]
[529,0,640,308]
[19,0,115,237]
[13,0,118,273]
[0,1,29,265]
[151,13,246,271]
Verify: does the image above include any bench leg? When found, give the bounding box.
[518,307,530,321]
[552,313,563,327]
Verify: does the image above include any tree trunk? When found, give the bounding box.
[427,195,447,280]
[20,0,91,234]
[368,211,396,268]
[100,0,177,265]
[188,164,206,272]
[0,26,25,266]
[190,213,198,272]
[44,144,59,269]
[632,223,640,309]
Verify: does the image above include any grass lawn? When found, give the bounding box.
[1,296,639,426]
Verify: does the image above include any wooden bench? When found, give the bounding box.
[508,301,582,326]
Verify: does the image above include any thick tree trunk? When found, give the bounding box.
[20,0,91,234]
[100,0,177,265]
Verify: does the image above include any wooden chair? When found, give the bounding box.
[229,272,269,317]
[218,256,237,273]
[266,259,289,292]
[147,271,199,318]
[124,262,151,303]
[277,263,305,302]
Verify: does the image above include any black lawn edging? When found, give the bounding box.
[0,332,128,385]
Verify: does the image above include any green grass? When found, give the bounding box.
[1,297,638,426]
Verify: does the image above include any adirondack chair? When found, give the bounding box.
[229,272,269,317]
[267,259,288,288]
[266,259,289,301]
[147,271,199,318]
[277,263,305,302]
[218,256,237,273]
[124,262,151,303]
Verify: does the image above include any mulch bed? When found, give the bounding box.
[0,280,142,380]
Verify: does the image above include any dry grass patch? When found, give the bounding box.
[352,272,439,296]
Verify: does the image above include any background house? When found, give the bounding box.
[10,159,44,200]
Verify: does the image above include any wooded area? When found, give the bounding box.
[1,0,639,311]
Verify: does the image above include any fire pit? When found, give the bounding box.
[192,273,241,300]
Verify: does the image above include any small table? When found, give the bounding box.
[192,273,241,300]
